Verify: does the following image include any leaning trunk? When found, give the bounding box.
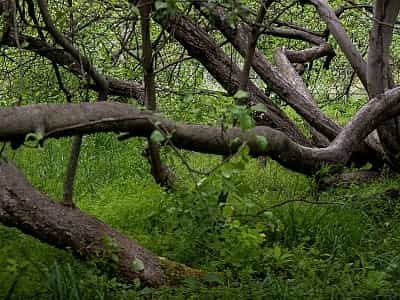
[0,160,204,287]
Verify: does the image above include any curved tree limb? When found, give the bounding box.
[192,0,340,141]
[1,85,400,174]
[0,160,204,287]
[155,10,310,146]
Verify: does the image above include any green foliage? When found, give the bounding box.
[154,0,177,17]
[2,0,400,298]
[150,130,166,144]
[3,133,400,298]
[131,258,145,273]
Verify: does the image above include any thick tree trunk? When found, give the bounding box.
[368,0,400,171]
[156,12,311,146]
[192,0,339,141]
[0,160,204,287]
[192,0,382,165]
[1,89,400,174]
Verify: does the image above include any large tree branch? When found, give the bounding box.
[156,11,310,146]
[0,102,334,174]
[192,0,340,140]
[0,160,204,287]
[308,0,368,90]
[193,0,383,165]
[2,7,309,146]
[2,86,400,174]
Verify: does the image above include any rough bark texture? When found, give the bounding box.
[0,160,204,287]
[157,12,311,146]
[0,160,162,286]
[1,88,400,174]
[3,0,400,289]
[309,0,368,89]
[368,0,400,171]
[139,0,164,185]
[192,0,340,141]
[192,0,382,165]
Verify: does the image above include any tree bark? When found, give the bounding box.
[0,160,204,287]
[156,12,311,146]
[368,0,400,171]
[192,0,340,141]
[138,0,164,185]
[1,88,400,174]
[192,0,383,166]
[309,0,368,90]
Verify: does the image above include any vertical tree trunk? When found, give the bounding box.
[368,0,400,171]
[63,134,82,207]
[139,0,165,185]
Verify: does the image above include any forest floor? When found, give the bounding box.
[1,132,400,299]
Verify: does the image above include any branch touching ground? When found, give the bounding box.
[0,160,205,287]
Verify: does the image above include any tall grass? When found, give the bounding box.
[1,132,400,299]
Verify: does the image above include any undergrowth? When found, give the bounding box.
[1,133,400,299]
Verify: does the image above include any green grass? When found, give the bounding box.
[2,133,400,299]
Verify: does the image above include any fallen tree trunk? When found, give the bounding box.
[0,160,204,287]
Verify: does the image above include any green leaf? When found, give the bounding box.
[24,132,44,148]
[150,130,165,144]
[203,273,223,285]
[233,90,249,100]
[111,253,119,264]
[222,169,233,179]
[273,245,282,259]
[250,103,267,112]
[255,136,268,151]
[155,1,168,11]
[21,41,30,48]
[238,113,254,131]
[130,5,140,17]
[230,137,242,149]
[196,177,207,187]
[132,258,145,272]
[223,205,234,218]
